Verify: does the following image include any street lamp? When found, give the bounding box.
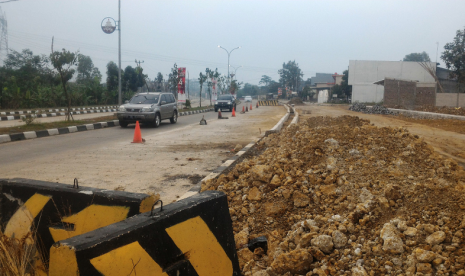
[218,45,241,86]
[229,65,242,80]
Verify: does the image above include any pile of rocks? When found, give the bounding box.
[349,103,396,115]
[368,105,396,115]
[201,115,465,275]
[349,103,367,112]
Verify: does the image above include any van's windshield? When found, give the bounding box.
[218,95,232,100]
[130,94,159,104]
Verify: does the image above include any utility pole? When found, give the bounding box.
[0,7,8,65]
[118,0,122,105]
[135,60,146,91]
[187,71,190,100]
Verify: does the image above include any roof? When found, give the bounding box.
[311,73,334,86]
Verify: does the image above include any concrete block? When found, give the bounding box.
[47,129,59,136]
[0,178,156,271]
[23,131,37,139]
[0,134,11,143]
[85,124,94,130]
[49,191,240,276]
[68,126,78,133]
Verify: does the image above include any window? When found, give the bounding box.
[129,94,159,104]
[218,95,232,100]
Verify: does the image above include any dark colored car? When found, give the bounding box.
[117,92,178,128]
[214,94,236,112]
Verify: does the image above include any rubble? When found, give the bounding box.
[201,115,465,275]
[349,103,397,115]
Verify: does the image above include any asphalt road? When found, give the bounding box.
[0,107,220,164]
[0,102,285,203]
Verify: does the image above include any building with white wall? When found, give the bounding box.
[348,60,436,103]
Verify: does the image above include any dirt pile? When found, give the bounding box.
[289,98,305,105]
[415,106,465,116]
[201,115,465,275]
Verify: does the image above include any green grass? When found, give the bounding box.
[0,115,117,135]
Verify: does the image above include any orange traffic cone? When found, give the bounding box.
[218,109,222,119]
[250,104,253,110]
[132,121,143,143]
[232,107,236,117]
[242,106,245,112]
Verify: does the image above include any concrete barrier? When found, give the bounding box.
[0,178,156,272]
[258,100,279,106]
[49,191,241,276]
[288,105,299,127]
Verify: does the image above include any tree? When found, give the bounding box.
[123,66,138,95]
[106,61,120,93]
[403,52,431,62]
[278,60,303,91]
[0,49,52,108]
[76,54,95,83]
[198,72,207,108]
[229,79,242,95]
[217,75,227,94]
[259,75,272,87]
[156,72,164,92]
[168,63,180,98]
[50,41,78,121]
[340,70,352,98]
[441,27,465,91]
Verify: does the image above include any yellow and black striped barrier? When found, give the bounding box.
[258,100,279,106]
[0,178,156,274]
[49,191,241,276]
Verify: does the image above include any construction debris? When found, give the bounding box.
[350,103,396,115]
[201,115,465,275]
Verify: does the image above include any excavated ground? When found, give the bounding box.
[201,115,465,276]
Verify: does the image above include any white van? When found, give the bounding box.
[244,96,252,102]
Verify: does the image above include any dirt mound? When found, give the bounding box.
[416,105,465,116]
[289,98,305,105]
[201,115,465,275]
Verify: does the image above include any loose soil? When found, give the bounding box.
[201,114,465,275]
[415,106,465,116]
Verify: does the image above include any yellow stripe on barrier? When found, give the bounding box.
[166,216,233,276]
[4,193,51,242]
[90,242,168,276]
[49,205,130,242]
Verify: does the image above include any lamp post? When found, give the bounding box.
[230,65,242,80]
[217,45,241,87]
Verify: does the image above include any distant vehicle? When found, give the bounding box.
[244,96,252,102]
[117,92,177,128]
[215,94,236,112]
[266,93,274,100]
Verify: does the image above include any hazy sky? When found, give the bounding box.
[3,0,465,85]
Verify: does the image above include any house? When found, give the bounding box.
[356,60,464,108]
[348,60,435,103]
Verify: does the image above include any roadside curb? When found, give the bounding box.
[387,108,465,121]
[0,105,118,114]
[0,108,118,121]
[0,120,120,144]
[178,105,292,201]
[288,104,299,127]
[0,108,215,145]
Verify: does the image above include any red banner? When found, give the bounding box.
[177,67,186,94]
[278,88,282,96]
[177,67,186,103]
